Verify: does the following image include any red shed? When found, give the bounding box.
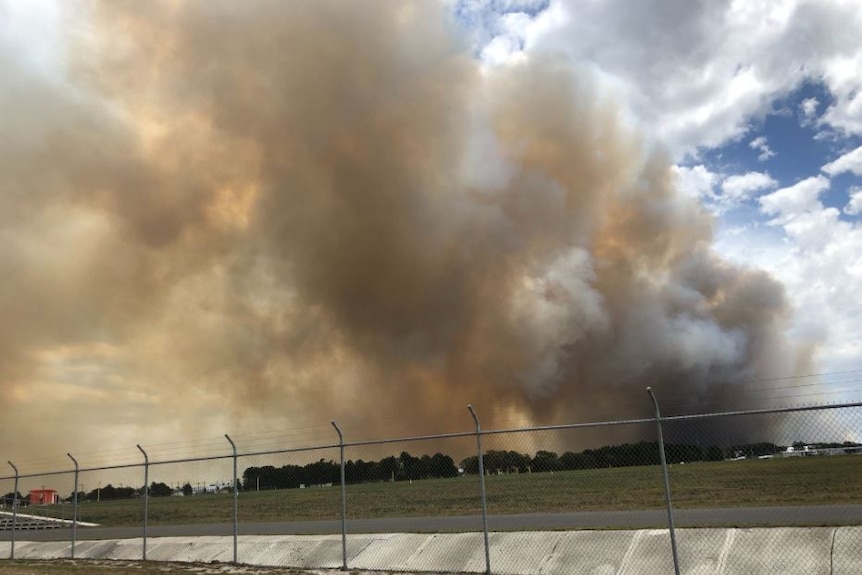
[28,489,59,505]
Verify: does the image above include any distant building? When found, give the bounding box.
[28,489,59,505]
[778,445,862,457]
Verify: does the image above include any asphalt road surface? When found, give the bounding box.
[2,504,861,542]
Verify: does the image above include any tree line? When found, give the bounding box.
[241,441,750,491]
[242,451,459,490]
[70,481,177,502]
[460,442,721,475]
[457,439,861,474]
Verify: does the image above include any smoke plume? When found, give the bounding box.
[0,1,808,463]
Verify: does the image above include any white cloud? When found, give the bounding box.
[820,49,862,136]
[720,177,862,372]
[672,164,717,201]
[759,175,831,221]
[672,170,778,216]
[845,187,862,215]
[749,136,776,161]
[478,11,534,65]
[480,34,525,66]
[822,145,862,176]
[674,166,782,213]
[474,0,862,158]
[457,0,566,67]
[722,171,778,202]
[800,97,819,119]
[674,167,778,213]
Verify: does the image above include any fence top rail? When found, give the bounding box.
[2,400,860,481]
[476,400,862,436]
[659,400,862,422]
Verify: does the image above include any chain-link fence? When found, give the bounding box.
[2,400,861,573]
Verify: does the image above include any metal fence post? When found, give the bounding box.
[137,445,149,561]
[468,404,491,575]
[646,387,681,575]
[67,453,79,559]
[225,434,238,564]
[7,461,18,559]
[331,421,348,570]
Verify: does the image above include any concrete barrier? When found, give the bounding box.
[1,527,858,574]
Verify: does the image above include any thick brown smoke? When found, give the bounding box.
[0,1,808,464]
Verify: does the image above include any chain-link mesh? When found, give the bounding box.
[660,405,862,571]
[345,436,476,518]
[0,474,15,559]
[0,477,14,513]
[0,469,76,559]
[1,403,860,572]
[663,407,862,523]
[143,457,235,533]
[237,446,341,523]
[70,467,140,527]
[481,421,678,574]
[343,434,481,572]
[482,422,664,516]
[13,471,74,524]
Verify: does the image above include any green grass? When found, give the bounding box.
[27,455,862,527]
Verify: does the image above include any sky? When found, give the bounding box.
[1,0,861,471]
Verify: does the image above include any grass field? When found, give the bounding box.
[24,455,862,527]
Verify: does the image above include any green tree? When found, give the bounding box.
[2,492,24,506]
[149,481,173,497]
[430,453,459,478]
[460,455,479,474]
[399,452,420,480]
[532,450,561,472]
[378,456,400,481]
[705,446,724,461]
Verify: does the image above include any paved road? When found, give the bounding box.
[2,504,861,542]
